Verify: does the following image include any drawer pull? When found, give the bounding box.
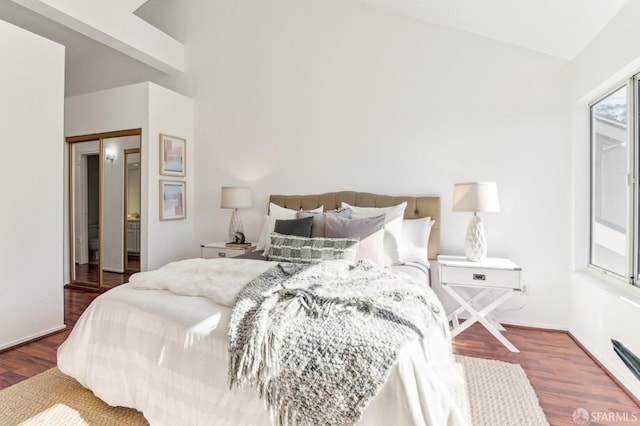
[473,274,486,281]
[218,252,226,257]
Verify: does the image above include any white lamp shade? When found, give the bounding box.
[220,187,252,209]
[452,182,500,213]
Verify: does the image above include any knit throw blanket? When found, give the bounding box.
[228,259,448,426]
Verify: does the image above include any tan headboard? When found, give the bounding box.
[269,191,440,259]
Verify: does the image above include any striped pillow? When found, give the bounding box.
[267,233,359,264]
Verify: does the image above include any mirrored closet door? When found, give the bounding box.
[67,129,142,291]
[124,148,141,273]
[69,139,101,289]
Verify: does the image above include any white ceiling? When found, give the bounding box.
[0,0,632,84]
[351,0,631,60]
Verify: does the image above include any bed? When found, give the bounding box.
[57,191,467,426]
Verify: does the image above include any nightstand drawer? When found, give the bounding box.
[440,265,521,289]
[202,247,241,259]
[201,242,255,259]
[213,248,235,258]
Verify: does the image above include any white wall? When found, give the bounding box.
[569,0,640,400]
[0,19,65,349]
[64,82,195,278]
[147,83,195,270]
[185,0,572,328]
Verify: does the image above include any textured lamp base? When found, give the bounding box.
[228,209,245,242]
[465,214,487,262]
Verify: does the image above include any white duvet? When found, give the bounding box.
[129,258,278,307]
[57,258,468,426]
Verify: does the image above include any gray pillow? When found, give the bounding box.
[324,214,385,239]
[298,207,352,238]
[267,233,359,264]
[274,216,314,238]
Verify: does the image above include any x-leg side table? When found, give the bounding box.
[437,255,522,353]
[448,287,507,332]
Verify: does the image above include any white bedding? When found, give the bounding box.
[57,258,466,426]
[128,258,278,307]
[394,261,431,285]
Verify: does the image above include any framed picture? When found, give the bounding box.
[160,180,186,220]
[159,134,186,176]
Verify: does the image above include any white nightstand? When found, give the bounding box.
[201,242,256,259]
[437,255,522,352]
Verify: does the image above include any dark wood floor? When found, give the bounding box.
[0,287,638,426]
[452,325,639,425]
[74,255,139,289]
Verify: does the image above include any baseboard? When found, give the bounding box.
[502,323,568,333]
[0,325,67,353]
[497,319,568,332]
[568,331,640,408]
[452,314,568,332]
[103,267,124,273]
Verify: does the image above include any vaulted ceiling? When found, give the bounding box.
[350,0,630,60]
[0,0,632,94]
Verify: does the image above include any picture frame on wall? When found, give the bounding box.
[160,180,186,220]
[159,134,186,176]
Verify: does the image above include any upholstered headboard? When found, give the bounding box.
[269,191,440,259]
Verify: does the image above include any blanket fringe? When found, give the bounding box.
[229,294,280,389]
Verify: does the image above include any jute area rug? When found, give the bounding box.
[0,356,547,426]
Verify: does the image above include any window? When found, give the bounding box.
[590,85,629,279]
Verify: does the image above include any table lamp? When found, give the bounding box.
[452,182,500,262]
[220,186,252,242]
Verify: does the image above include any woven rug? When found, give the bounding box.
[0,356,547,425]
[456,355,549,426]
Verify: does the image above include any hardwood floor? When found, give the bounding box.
[74,257,139,290]
[453,324,639,425]
[0,287,638,426]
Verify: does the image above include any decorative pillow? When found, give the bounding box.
[324,214,386,266]
[256,203,324,252]
[400,217,434,266]
[341,202,407,266]
[267,233,359,264]
[297,207,352,238]
[274,216,314,238]
[324,214,384,240]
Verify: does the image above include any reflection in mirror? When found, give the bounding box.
[125,149,141,273]
[70,140,101,288]
[102,135,141,289]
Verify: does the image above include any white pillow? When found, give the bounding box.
[355,229,386,267]
[341,201,407,266]
[256,203,323,253]
[256,215,271,250]
[400,217,434,266]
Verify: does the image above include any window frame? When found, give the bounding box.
[633,74,640,286]
[588,80,636,285]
